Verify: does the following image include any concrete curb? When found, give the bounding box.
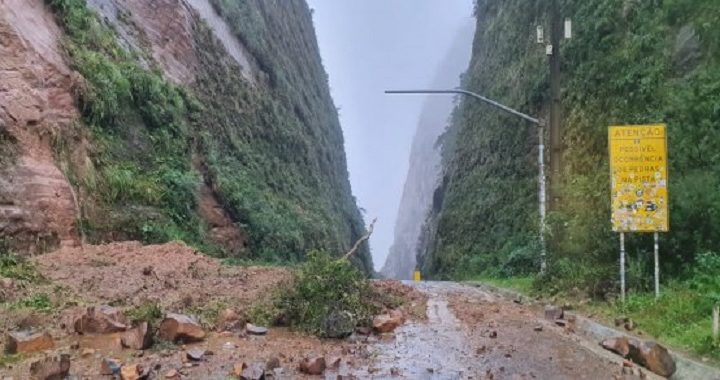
[467,281,720,380]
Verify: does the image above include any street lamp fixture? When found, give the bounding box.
[385,89,548,274]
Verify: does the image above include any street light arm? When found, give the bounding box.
[384,89,544,126]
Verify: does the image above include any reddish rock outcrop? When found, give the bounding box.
[0,0,83,254]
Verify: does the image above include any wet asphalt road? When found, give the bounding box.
[351,281,646,380]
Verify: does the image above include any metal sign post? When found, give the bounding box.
[609,124,669,303]
[654,232,660,299]
[620,232,626,303]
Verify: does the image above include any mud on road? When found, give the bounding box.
[356,282,648,380]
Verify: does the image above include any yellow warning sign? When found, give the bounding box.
[609,124,669,232]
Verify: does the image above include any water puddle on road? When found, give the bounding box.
[352,292,476,379]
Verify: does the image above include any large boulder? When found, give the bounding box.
[628,340,676,378]
[158,313,205,343]
[121,322,152,350]
[299,356,326,376]
[5,331,54,354]
[601,337,676,377]
[372,310,404,333]
[29,354,70,380]
[74,305,129,334]
[322,310,355,338]
[600,337,631,357]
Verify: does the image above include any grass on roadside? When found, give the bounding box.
[467,276,535,295]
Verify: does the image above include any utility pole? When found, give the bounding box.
[385,89,547,274]
[548,0,563,210]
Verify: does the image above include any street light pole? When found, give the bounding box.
[385,89,547,274]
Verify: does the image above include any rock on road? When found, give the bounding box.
[352,281,651,380]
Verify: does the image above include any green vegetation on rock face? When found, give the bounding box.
[44,0,372,270]
[421,0,720,291]
[47,0,205,248]
[191,1,371,269]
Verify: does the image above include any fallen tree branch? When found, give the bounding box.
[343,218,377,261]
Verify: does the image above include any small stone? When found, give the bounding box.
[624,319,636,331]
[223,342,237,350]
[489,331,497,339]
[266,356,281,371]
[217,309,245,331]
[533,325,543,332]
[164,369,179,379]
[100,358,122,376]
[29,354,71,380]
[299,356,326,375]
[142,266,154,276]
[614,317,629,327]
[186,348,205,361]
[390,367,400,376]
[544,306,563,321]
[5,331,54,354]
[120,363,149,380]
[158,314,205,343]
[246,323,268,336]
[0,278,13,289]
[328,357,341,369]
[232,362,247,377]
[241,362,265,380]
[555,319,567,327]
[81,348,96,358]
[355,326,371,335]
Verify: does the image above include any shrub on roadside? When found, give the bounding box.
[250,251,377,338]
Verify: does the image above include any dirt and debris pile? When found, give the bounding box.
[31,241,290,312]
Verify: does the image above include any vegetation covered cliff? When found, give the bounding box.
[0,0,372,271]
[419,0,720,291]
[381,22,474,280]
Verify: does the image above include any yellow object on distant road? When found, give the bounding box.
[413,271,421,282]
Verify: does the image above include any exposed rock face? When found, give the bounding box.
[0,0,81,253]
[5,331,54,354]
[197,183,248,256]
[0,0,372,270]
[381,22,474,279]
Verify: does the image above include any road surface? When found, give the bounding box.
[350,281,648,380]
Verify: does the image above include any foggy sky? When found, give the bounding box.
[308,0,475,269]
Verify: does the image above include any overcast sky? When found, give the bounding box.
[308,0,475,269]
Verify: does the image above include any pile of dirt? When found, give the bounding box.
[370,279,428,321]
[32,241,290,312]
